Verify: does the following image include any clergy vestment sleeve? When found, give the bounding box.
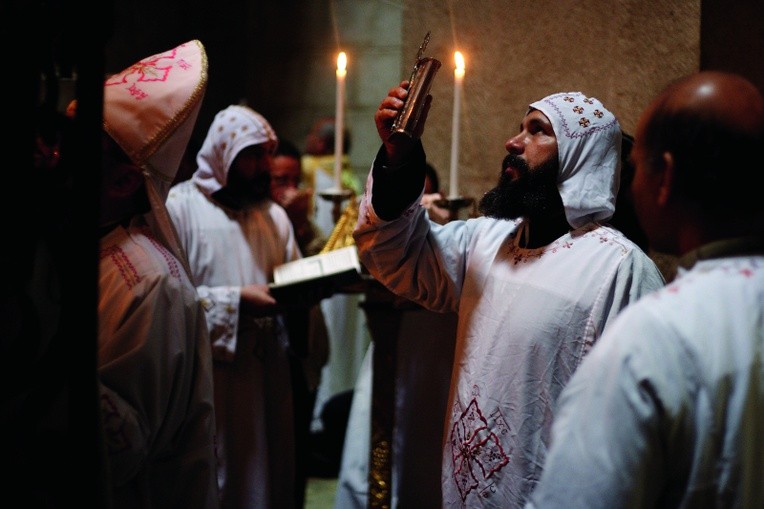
[369,141,427,220]
[354,156,476,314]
[196,285,242,362]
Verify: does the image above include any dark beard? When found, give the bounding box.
[478,154,561,220]
[213,171,271,210]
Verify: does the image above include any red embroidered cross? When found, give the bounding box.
[105,46,180,87]
[450,399,510,502]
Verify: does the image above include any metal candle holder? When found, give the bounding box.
[318,188,354,224]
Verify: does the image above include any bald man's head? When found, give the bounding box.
[654,71,763,132]
[633,71,764,217]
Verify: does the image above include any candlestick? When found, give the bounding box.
[449,51,465,199]
[334,51,347,191]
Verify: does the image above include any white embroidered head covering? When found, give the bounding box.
[529,92,621,229]
[103,39,207,275]
[192,105,278,197]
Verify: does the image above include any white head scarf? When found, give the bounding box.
[529,92,621,229]
[192,105,278,197]
[102,39,207,275]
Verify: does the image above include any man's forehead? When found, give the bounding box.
[522,108,553,127]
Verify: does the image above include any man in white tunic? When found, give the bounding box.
[97,40,219,508]
[166,105,301,509]
[353,82,666,507]
[525,71,764,508]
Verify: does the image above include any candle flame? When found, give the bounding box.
[454,51,465,71]
[337,52,347,72]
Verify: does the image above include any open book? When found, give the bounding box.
[269,245,363,305]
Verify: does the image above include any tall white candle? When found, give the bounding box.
[334,51,347,191]
[449,51,465,199]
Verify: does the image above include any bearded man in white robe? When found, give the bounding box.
[167,105,302,509]
[353,84,666,507]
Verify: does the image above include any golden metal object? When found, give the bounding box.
[320,195,359,254]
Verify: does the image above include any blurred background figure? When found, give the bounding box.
[167,105,301,509]
[419,162,451,225]
[270,138,330,508]
[302,116,361,234]
[271,139,326,256]
[300,118,372,482]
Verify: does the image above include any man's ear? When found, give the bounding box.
[656,151,675,206]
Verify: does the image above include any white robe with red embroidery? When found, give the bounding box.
[167,182,301,509]
[525,253,764,508]
[98,222,218,509]
[353,176,665,508]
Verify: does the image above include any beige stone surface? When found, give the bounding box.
[401,0,700,202]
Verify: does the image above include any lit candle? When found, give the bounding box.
[449,51,465,199]
[334,51,347,191]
